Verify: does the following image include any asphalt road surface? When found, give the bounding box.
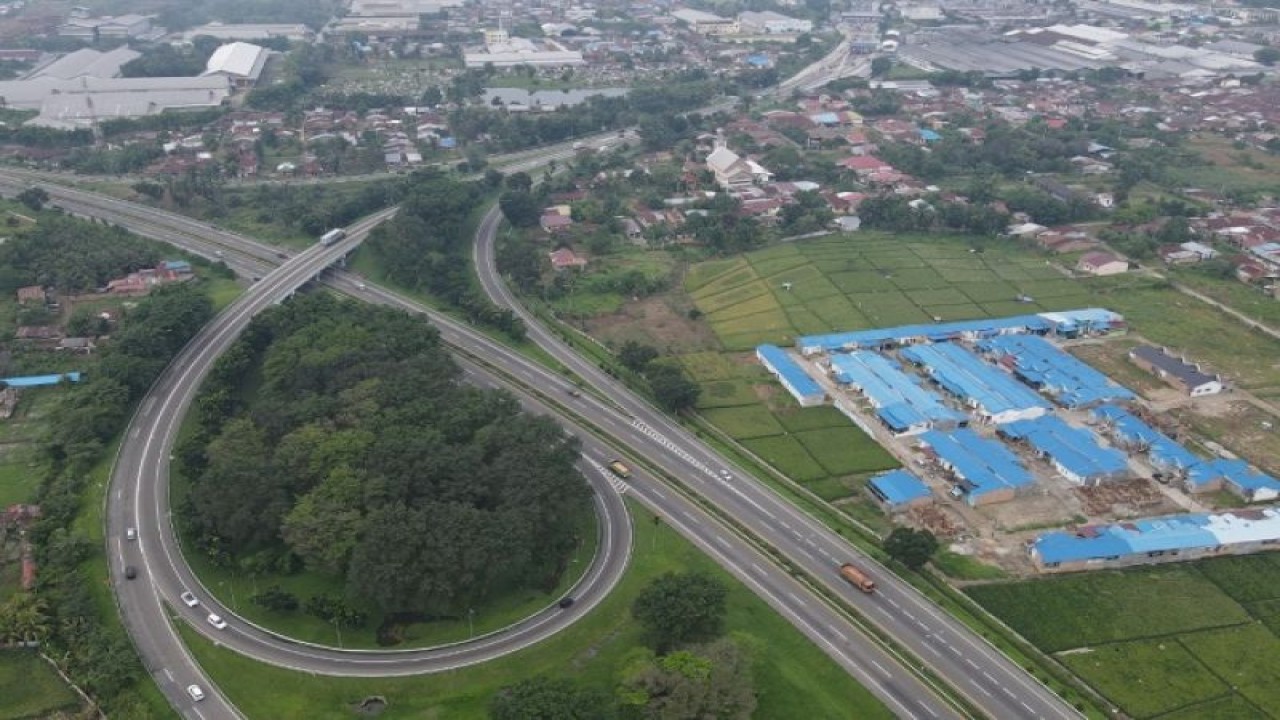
[473,204,1081,720]
[10,176,969,719]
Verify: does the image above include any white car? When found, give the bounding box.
[206,613,227,630]
[187,684,205,702]
[125,527,136,541]
[180,591,199,608]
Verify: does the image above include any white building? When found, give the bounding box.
[738,10,812,35]
[25,47,139,80]
[672,8,739,35]
[201,42,270,89]
[181,23,313,43]
[706,145,773,191]
[4,75,232,129]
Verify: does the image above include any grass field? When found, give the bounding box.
[970,553,1280,718]
[178,500,893,720]
[0,650,80,719]
[1060,640,1228,718]
[686,232,1093,352]
[684,348,899,500]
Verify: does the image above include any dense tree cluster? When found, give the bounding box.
[30,279,213,716]
[368,171,525,338]
[181,295,589,615]
[614,341,700,412]
[883,528,940,570]
[632,571,728,652]
[0,213,161,292]
[857,194,1009,236]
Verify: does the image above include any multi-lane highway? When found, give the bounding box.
[473,205,1080,720]
[8,174,967,719]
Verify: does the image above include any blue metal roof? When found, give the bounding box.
[797,309,1124,354]
[978,334,1134,408]
[1000,416,1128,481]
[1033,513,1228,564]
[757,344,823,399]
[920,428,1033,498]
[2,372,82,387]
[901,343,1050,419]
[831,351,964,429]
[869,470,932,505]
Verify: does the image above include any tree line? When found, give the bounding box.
[30,282,214,717]
[178,294,588,617]
[367,170,525,338]
[0,210,162,293]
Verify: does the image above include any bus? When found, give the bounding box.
[319,228,346,246]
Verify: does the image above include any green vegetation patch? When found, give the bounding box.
[740,435,827,482]
[775,406,851,433]
[793,427,899,476]
[921,302,989,323]
[679,352,739,382]
[804,476,853,502]
[0,650,80,719]
[1158,695,1267,720]
[177,501,893,720]
[1196,554,1280,604]
[696,279,773,315]
[966,566,1251,652]
[1059,640,1229,718]
[906,287,973,307]
[702,405,787,440]
[685,257,750,293]
[784,307,833,334]
[706,291,784,323]
[930,551,1007,581]
[1180,624,1280,712]
[696,380,761,409]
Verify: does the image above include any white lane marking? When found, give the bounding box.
[1002,687,1017,699]
[871,659,890,677]
[886,598,900,609]
[682,511,698,522]
[751,563,767,575]
[1021,701,1036,714]
[830,628,848,643]
[714,535,730,548]
[921,701,940,718]
[983,671,997,683]
[786,592,807,607]
[965,658,979,668]
[924,642,942,657]
[971,680,994,698]
[163,668,173,681]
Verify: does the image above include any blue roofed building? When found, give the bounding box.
[2,372,83,387]
[756,344,825,407]
[978,334,1134,408]
[1030,507,1280,572]
[828,351,965,435]
[868,469,933,509]
[796,309,1125,355]
[918,428,1033,505]
[918,128,941,142]
[901,342,1051,425]
[999,415,1130,486]
[1091,405,1278,501]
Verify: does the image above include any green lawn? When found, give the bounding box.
[1180,624,1280,712]
[966,565,1251,652]
[177,500,893,720]
[1059,640,1229,718]
[0,650,80,719]
[793,427,899,476]
[701,405,786,439]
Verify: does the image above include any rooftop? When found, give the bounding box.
[1032,507,1280,565]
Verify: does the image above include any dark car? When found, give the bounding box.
[125,566,137,580]
[275,252,288,259]
[558,597,575,609]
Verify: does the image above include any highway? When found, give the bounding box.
[5,34,1070,719]
[473,201,1080,720]
[7,173,964,719]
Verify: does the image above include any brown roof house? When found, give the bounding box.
[1077,251,1129,276]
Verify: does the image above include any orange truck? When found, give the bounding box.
[839,563,876,593]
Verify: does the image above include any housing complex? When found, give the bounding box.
[757,308,1280,571]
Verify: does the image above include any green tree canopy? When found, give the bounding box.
[632,572,729,652]
[883,527,940,570]
[489,676,616,720]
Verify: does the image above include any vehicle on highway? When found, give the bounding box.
[838,563,876,593]
[356,282,367,291]
[566,387,581,398]
[125,566,137,580]
[126,526,136,541]
[319,228,346,246]
[275,251,288,259]
[187,685,205,702]
[207,613,227,630]
[558,597,575,609]
[607,460,632,479]
[180,591,199,608]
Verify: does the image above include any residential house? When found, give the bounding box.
[548,247,587,269]
[15,285,43,305]
[1077,251,1128,276]
[705,145,772,191]
[540,213,574,235]
[1130,346,1223,396]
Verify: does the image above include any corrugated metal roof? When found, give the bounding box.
[757,344,823,400]
[869,470,932,505]
[202,42,268,80]
[1033,508,1280,564]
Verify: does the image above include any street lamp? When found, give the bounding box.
[468,608,475,639]
[332,618,343,649]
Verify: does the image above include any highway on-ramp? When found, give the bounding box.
[103,213,637,719]
[17,175,967,719]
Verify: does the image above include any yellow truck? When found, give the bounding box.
[607,460,632,479]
